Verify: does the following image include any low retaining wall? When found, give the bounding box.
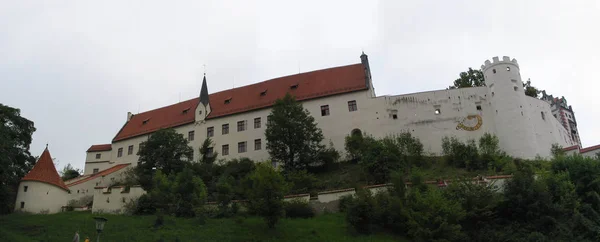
[92,185,145,214]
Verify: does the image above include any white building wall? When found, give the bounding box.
[84,150,113,175]
[67,167,130,201]
[482,57,538,159]
[14,181,68,214]
[92,186,146,214]
[526,97,575,157]
[371,87,495,155]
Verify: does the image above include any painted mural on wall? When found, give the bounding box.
[456,115,482,131]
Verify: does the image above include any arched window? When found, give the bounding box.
[351,128,362,137]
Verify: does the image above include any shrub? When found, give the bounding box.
[346,189,376,234]
[345,131,364,162]
[246,162,288,228]
[404,189,466,241]
[338,194,355,212]
[134,194,157,215]
[286,170,320,194]
[442,136,480,170]
[284,199,315,218]
[215,175,235,217]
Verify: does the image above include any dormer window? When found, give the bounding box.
[224,97,232,104]
[290,84,298,90]
[142,118,150,125]
[182,107,190,114]
[260,89,268,96]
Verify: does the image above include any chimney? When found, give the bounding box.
[127,112,133,121]
[360,52,372,88]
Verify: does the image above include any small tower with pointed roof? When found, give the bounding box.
[195,74,212,122]
[15,147,70,214]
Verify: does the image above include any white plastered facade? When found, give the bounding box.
[83,55,576,175]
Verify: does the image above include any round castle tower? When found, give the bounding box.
[482,56,538,159]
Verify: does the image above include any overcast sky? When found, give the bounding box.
[1,1,598,170]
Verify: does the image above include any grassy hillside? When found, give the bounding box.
[0,212,407,242]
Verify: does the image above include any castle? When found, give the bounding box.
[15,53,587,213]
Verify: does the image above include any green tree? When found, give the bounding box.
[265,93,324,171]
[199,138,217,165]
[171,167,207,217]
[60,163,81,181]
[0,104,36,214]
[551,143,566,158]
[246,162,288,228]
[449,68,485,89]
[215,175,235,216]
[136,128,193,190]
[523,79,539,98]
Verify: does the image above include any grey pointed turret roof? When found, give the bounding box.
[199,74,210,106]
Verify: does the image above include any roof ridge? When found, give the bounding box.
[67,163,130,187]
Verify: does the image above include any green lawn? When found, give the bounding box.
[0,212,408,242]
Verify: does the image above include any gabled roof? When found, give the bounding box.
[112,63,367,142]
[563,145,579,152]
[21,148,69,191]
[66,164,130,187]
[87,144,112,152]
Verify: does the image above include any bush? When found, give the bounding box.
[346,190,376,234]
[404,189,466,241]
[134,194,156,215]
[442,136,480,170]
[246,162,288,228]
[284,199,315,218]
[338,195,355,212]
[285,170,320,194]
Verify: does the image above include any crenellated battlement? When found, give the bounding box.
[481,56,519,71]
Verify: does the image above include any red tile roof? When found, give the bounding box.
[67,164,130,187]
[112,63,367,142]
[87,144,112,152]
[580,144,600,153]
[21,148,69,191]
[563,145,580,152]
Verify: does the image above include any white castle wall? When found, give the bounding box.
[85,56,577,173]
[482,56,538,159]
[68,166,131,202]
[14,181,69,214]
[92,186,146,214]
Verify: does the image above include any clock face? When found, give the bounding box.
[456,115,482,131]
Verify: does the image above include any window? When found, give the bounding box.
[207,147,214,156]
[224,97,232,104]
[514,86,518,91]
[434,109,441,115]
[139,143,145,151]
[222,124,229,135]
[142,118,150,125]
[392,114,398,119]
[20,202,24,209]
[188,131,195,141]
[290,84,298,90]
[128,145,134,155]
[117,148,123,157]
[511,79,517,83]
[237,120,246,132]
[207,127,214,137]
[541,112,546,120]
[348,100,357,112]
[238,142,247,153]
[492,69,496,74]
[321,105,330,116]
[182,108,190,114]
[260,89,267,96]
[93,168,99,174]
[254,117,261,129]
[476,105,482,111]
[255,139,262,150]
[24,186,28,192]
[95,153,101,159]
[506,67,511,71]
[222,144,229,156]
